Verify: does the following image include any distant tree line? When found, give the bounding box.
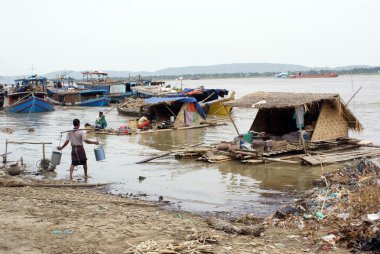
[74,67,380,81]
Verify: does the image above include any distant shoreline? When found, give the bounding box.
[115,72,380,81]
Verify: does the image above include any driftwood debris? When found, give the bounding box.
[206,219,264,236]
[0,179,111,188]
[263,157,299,164]
[136,143,204,164]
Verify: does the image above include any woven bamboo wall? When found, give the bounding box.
[311,102,348,141]
[173,103,201,127]
[174,104,186,127]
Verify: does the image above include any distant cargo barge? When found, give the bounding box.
[290,72,338,78]
[275,72,338,79]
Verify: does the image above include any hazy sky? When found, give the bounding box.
[0,0,379,75]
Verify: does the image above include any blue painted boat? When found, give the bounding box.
[47,88,110,107]
[3,75,54,113]
[5,95,54,113]
[76,71,165,103]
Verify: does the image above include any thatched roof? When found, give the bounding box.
[225,92,339,108]
[225,92,363,132]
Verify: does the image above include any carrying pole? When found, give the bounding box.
[224,105,239,135]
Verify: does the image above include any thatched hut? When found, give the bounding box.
[225,92,362,143]
[142,97,206,128]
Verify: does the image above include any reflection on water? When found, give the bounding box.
[1,75,379,216]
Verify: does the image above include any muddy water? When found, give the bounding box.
[1,75,379,216]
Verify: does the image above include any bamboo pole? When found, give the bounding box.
[104,103,119,115]
[60,129,95,133]
[4,139,8,163]
[200,92,215,103]
[6,141,52,145]
[346,86,362,106]
[225,105,239,135]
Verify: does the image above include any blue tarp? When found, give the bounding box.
[182,88,229,95]
[143,97,206,119]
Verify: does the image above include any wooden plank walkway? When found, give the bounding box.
[301,148,380,165]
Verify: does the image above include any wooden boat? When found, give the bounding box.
[201,90,235,115]
[133,85,235,116]
[116,98,146,117]
[47,88,110,106]
[75,71,141,103]
[132,84,177,98]
[0,85,4,109]
[182,88,235,115]
[3,76,54,113]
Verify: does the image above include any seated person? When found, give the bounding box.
[95,112,107,129]
[137,116,150,129]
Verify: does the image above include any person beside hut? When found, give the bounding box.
[95,112,107,129]
[57,119,99,180]
[137,116,150,129]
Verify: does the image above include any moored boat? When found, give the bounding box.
[290,72,338,78]
[274,71,338,79]
[76,71,138,103]
[3,76,54,113]
[47,88,110,106]
[116,98,145,117]
[182,87,235,115]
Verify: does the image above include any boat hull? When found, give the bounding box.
[203,91,235,115]
[78,97,110,107]
[5,96,54,113]
[117,105,142,117]
[47,96,110,107]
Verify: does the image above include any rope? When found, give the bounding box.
[24,94,35,130]
[36,159,51,170]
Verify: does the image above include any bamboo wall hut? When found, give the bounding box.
[225,92,362,143]
[142,97,206,128]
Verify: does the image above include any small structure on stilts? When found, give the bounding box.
[2,139,54,175]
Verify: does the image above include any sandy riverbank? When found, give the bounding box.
[0,177,353,254]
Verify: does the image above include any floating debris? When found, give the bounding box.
[1,127,13,134]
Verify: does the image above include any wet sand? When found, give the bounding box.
[0,177,350,254]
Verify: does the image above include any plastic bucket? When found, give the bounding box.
[51,151,62,165]
[94,146,105,161]
[242,132,253,144]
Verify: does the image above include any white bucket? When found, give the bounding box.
[94,146,105,161]
[170,116,175,123]
[51,151,62,165]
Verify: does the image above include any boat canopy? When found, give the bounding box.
[182,88,228,96]
[49,89,108,95]
[82,71,108,76]
[143,97,206,119]
[14,75,47,87]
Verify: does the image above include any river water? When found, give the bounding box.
[1,75,379,217]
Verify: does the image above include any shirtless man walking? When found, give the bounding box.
[58,119,99,179]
